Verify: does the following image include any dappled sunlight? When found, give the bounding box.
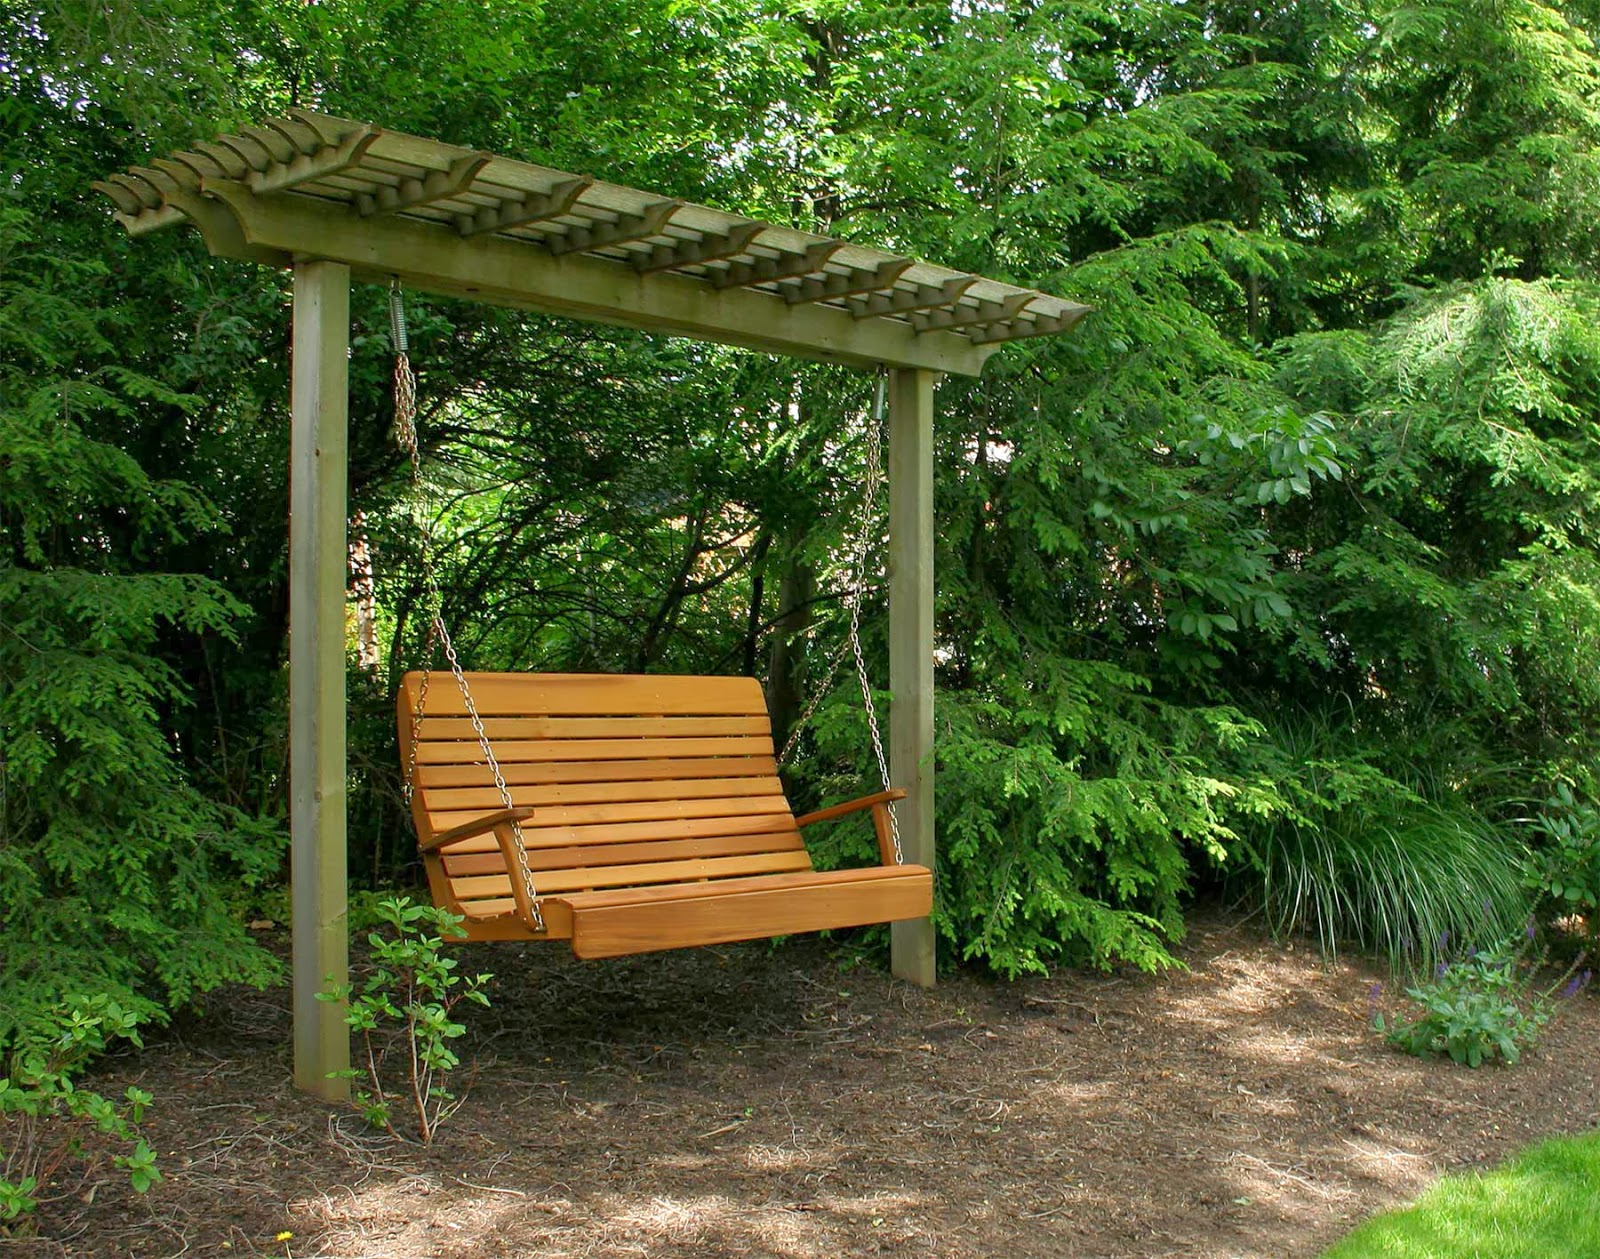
[83,927,1600,1258]
[291,1174,941,1259]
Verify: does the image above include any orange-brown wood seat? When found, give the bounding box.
[398,672,932,958]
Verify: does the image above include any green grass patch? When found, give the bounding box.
[1322,1131,1600,1259]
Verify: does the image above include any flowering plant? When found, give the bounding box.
[1374,933,1590,1067]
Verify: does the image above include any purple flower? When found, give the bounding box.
[1561,970,1593,1000]
[1525,920,1538,941]
[1435,961,1449,979]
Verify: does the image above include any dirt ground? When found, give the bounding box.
[12,913,1600,1259]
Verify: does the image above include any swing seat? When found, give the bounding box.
[398,671,932,956]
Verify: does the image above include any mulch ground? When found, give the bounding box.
[12,913,1600,1258]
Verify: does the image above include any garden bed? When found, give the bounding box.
[24,913,1600,1258]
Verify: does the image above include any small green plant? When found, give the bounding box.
[0,996,159,1232]
[1374,935,1590,1067]
[318,897,491,1145]
[1524,783,1600,928]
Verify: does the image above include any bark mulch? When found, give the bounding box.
[15,913,1600,1258]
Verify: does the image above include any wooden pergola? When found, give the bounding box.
[98,109,1088,1099]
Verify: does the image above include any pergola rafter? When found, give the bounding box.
[93,109,1088,373]
[96,111,1090,1100]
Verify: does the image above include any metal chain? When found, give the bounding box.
[776,372,901,863]
[777,637,849,765]
[391,281,545,932]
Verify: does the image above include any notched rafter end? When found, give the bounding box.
[632,220,764,274]
[355,152,492,218]
[547,197,681,257]
[455,175,594,239]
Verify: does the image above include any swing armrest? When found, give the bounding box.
[795,790,907,867]
[794,789,906,828]
[420,807,536,851]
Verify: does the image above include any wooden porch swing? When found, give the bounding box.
[399,671,928,957]
[389,286,930,957]
[96,108,1087,1093]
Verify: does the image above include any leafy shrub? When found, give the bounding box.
[0,201,283,1045]
[1524,783,1600,928]
[1375,937,1590,1067]
[0,996,159,1231]
[319,898,491,1145]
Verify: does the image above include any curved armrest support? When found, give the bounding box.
[794,789,907,867]
[419,806,536,852]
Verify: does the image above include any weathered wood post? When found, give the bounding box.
[888,366,936,986]
[289,258,352,1098]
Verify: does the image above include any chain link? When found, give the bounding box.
[392,282,545,933]
[776,372,901,863]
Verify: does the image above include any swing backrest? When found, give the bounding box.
[398,672,814,930]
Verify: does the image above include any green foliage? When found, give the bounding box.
[12,0,1600,987]
[1525,783,1600,926]
[1375,938,1561,1067]
[0,996,159,1232]
[319,898,491,1146]
[0,200,283,1043]
[1320,1131,1600,1259]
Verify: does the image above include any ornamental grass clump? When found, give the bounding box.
[1374,932,1591,1067]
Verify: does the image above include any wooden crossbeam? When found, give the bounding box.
[714,240,843,290]
[633,221,764,274]
[455,176,593,238]
[910,292,1034,334]
[846,276,976,320]
[188,181,999,372]
[785,256,913,305]
[355,154,492,218]
[546,198,681,256]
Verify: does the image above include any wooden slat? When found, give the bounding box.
[400,672,769,717]
[415,715,771,741]
[414,755,779,789]
[442,830,808,877]
[423,774,786,811]
[436,812,801,853]
[414,735,771,765]
[426,794,792,831]
[451,850,813,900]
[559,863,921,909]
[565,868,935,958]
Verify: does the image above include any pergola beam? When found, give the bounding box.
[910,292,1034,334]
[193,182,1002,374]
[250,126,380,196]
[848,276,976,320]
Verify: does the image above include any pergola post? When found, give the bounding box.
[289,258,352,1098]
[888,367,936,986]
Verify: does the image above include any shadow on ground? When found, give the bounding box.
[43,915,1600,1258]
